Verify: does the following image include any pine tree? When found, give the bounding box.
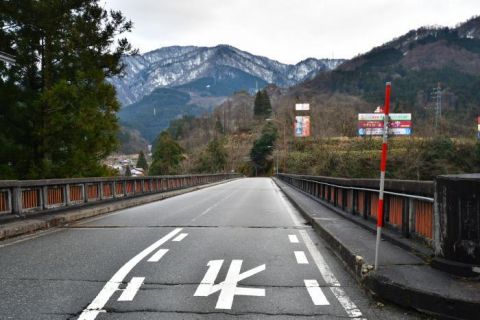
[253,90,272,117]
[149,132,185,175]
[261,90,272,116]
[253,91,264,116]
[0,0,134,179]
[136,151,149,172]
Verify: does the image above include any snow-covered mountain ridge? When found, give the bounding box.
[110,44,344,106]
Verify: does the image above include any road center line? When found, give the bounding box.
[289,234,299,243]
[78,228,183,320]
[172,233,188,242]
[147,248,169,262]
[294,251,309,264]
[304,279,330,305]
[118,277,144,301]
[190,191,236,222]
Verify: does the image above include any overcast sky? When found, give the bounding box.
[105,0,480,64]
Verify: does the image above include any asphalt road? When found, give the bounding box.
[0,178,423,319]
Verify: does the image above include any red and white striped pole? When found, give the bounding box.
[374,82,391,270]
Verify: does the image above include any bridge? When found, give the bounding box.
[0,173,478,319]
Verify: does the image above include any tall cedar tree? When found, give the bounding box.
[149,132,185,175]
[0,0,134,179]
[136,151,148,172]
[250,123,278,175]
[253,90,272,117]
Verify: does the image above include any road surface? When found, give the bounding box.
[0,178,422,319]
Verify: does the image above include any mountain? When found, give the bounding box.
[112,45,343,142]
[292,16,480,136]
[111,45,344,107]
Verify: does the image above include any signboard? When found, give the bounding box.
[295,116,310,137]
[477,117,480,139]
[358,120,412,129]
[295,103,310,111]
[358,113,411,121]
[357,113,412,136]
[358,128,412,136]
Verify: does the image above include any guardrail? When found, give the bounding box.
[277,173,434,243]
[0,174,240,218]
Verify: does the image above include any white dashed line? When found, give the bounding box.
[147,248,169,262]
[288,234,299,243]
[274,182,365,319]
[294,251,309,264]
[118,277,144,301]
[78,228,183,320]
[300,230,364,318]
[173,233,188,242]
[304,279,330,305]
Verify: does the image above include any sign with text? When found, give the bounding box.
[357,113,412,136]
[295,103,310,111]
[358,120,412,129]
[358,113,411,121]
[358,128,412,136]
[295,116,311,137]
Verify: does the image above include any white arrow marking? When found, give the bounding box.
[194,260,266,309]
[78,228,182,320]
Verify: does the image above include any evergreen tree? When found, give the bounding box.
[0,0,134,179]
[136,151,149,172]
[253,91,263,116]
[253,90,272,117]
[149,132,185,175]
[196,139,227,173]
[250,123,278,175]
[261,90,272,116]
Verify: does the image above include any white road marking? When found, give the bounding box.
[172,233,188,242]
[117,277,144,301]
[294,251,309,264]
[147,248,169,262]
[190,191,236,222]
[194,260,266,309]
[304,279,330,305]
[288,234,299,243]
[274,181,364,319]
[78,228,183,320]
[300,230,364,318]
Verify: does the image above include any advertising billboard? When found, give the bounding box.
[477,117,480,139]
[295,103,310,111]
[358,120,412,129]
[358,113,411,121]
[357,113,412,136]
[295,116,311,137]
[358,128,412,136]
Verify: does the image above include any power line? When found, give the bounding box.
[0,51,15,64]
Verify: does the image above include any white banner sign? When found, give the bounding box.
[358,113,411,121]
[295,103,310,111]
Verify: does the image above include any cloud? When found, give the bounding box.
[105,0,480,63]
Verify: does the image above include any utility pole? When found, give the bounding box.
[432,83,442,135]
